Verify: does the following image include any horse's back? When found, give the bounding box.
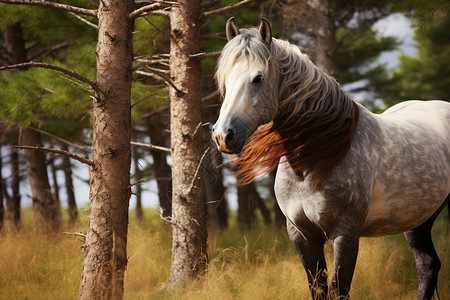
[361,100,450,236]
[380,100,450,139]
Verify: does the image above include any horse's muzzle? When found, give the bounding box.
[212,125,244,154]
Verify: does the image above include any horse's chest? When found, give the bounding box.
[274,165,337,235]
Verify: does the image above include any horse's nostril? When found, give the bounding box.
[226,129,235,142]
[215,136,220,146]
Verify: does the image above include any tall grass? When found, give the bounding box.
[0,207,448,299]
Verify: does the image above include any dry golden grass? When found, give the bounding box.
[0,207,448,299]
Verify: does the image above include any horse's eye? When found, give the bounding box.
[252,75,264,84]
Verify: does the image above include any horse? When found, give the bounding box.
[212,17,450,299]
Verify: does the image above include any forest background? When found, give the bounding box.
[0,0,448,299]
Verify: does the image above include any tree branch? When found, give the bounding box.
[129,1,178,19]
[30,127,91,150]
[130,141,170,153]
[0,61,102,96]
[0,0,97,17]
[188,146,210,195]
[69,12,98,29]
[190,51,221,59]
[12,145,94,166]
[202,0,253,18]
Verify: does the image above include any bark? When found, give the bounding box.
[78,0,134,298]
[22,128,60,233]
[167,0,208,286]
[201,85,228,229]
[3,24,26,231]
[49,155,62,218]
[62,144,78,226]
[8,144,21,229]
[309,0,338,77]
[131,140,143,222]
[145,112,172,218]
[3,23,27,66]
[237,182,257,230]
[203,144,228,229]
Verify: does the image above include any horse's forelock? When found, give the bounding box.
[215,28,272,98]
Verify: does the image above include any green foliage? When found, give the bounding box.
[378,8,450,106]
[337,26,398,86]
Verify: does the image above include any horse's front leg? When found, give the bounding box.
[330,235,360,298]
[287,221,328,299]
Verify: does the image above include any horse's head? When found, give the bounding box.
[212,18,279,154]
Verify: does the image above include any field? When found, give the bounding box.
[0,207,448,300]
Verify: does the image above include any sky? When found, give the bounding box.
[2,13,419,211]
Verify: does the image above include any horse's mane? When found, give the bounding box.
[216,29,360,189]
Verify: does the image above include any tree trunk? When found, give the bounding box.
[145,112,172,218]
[309,0,338,77]
[237,182,257,230]
[3,23,27,67]
[49,154,61,204]
[62,144,78,226]
[78,0,134,298]
[8,144,21,229]
[22,128,60,233]
[131,141,143,222]
[3,24,26,231]
[0,145,4,232]
[203,144,228,229]
[167,0,208,286]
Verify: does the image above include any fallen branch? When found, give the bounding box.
[202,0,253,18]
[0,0,97,17]
[12,145,94,166]
[0,61,102,96]
[131,141,170,153]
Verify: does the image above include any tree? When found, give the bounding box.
[378,3,450,106]
[280,0,397,86]
[166,0,208,286]
[0,20,61,233]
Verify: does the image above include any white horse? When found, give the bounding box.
[212,17,449,299]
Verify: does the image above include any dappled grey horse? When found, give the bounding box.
[212,17,450,299]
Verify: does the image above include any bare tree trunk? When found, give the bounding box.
[167,0,208,286]
[204,144,228,229]
[237,182,257,230]
[78,0,134,298]
[145,112,171,218]
[4,24,26,231]
[22,128,60,233]
[309,0,338,77]
[62,144,78,226]
[8,144,21,229]
[131,141,143,222]
[49,154,61,204]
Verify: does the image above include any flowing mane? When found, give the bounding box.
[216,29,359,189]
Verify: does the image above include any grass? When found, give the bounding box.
[0,207,448,299]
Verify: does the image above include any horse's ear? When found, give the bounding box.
[226,17,240,41]
[259,17,272,46]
